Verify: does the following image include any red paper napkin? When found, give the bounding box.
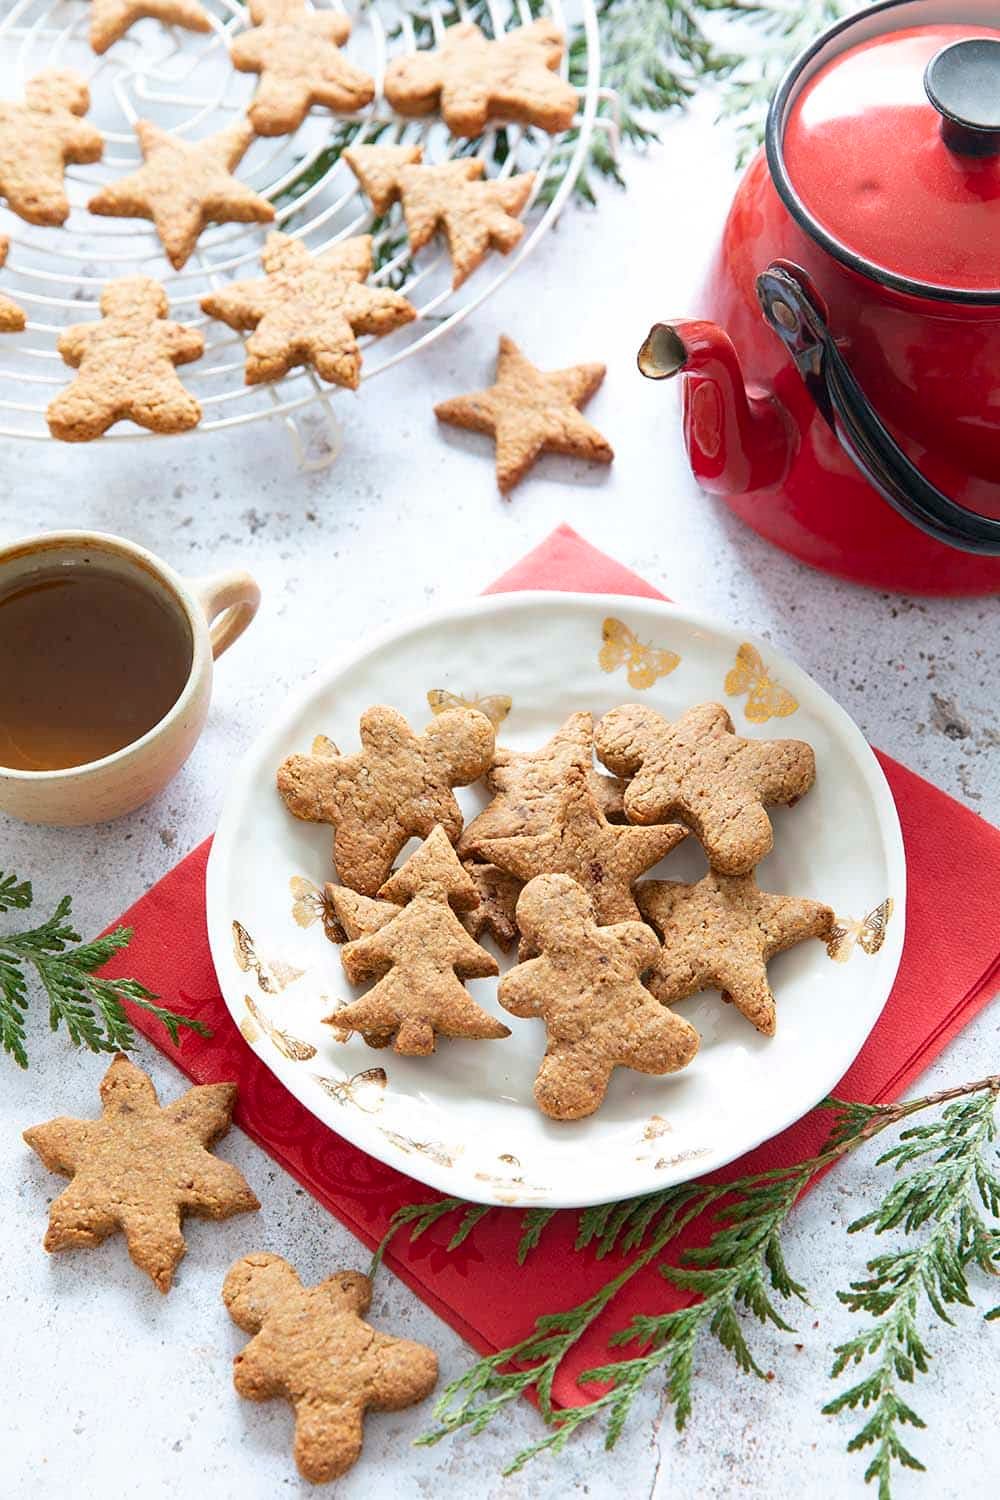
[101,524,1000,1404]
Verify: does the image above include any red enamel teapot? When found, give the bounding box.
[640,0,1000,595]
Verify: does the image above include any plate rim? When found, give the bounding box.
[206,589,907,1208]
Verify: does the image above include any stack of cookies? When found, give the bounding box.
[276,699,834,1122]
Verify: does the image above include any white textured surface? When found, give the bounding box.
[2,93,999,1500]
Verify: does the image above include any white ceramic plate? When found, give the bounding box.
[207,592,905,1209]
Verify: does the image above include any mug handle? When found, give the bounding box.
[189,570,261,660]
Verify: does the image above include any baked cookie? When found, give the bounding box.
[0,69,103,226]
[595,702,816,875]
[47,276,204,442]
[224,1255,438,1483]
[384,19,577,137]
[460,861,522,952]
[324,884,401,943]
[332,828,508,1055]
[230,0,375,137]
[88,120,274,270]
[345,144,534,289]
[201,232,416,388]
[88,0,211,55]
[476,766,685,926]
[276,704,494,895]
[0,237,26,332]
[459,709,623,855]
[435,335,613,493]
[638,873,834,1035]
[499,874,699,1119]
[23,1053,258,1292]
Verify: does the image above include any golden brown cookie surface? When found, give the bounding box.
[384,19,577,136]
[477,766,686,925]
[224,1254,438,1483]
[88,120,274,270]
[230,0,374,137]
[346,145,534,289]
[88,0,212,54]
[47,275,204,442]
[460,861,522,952]
[595,701,816,875]
[332,828,508,1055]
[324,884,402,943]
[201,231,416,388]
[0,69,103,226]
[0,237,26,332]
[277,704,495,895]
[499,874,699,1120]
[638,872,834,1035]
[435,335,613,493]
[23,1054,258,1292]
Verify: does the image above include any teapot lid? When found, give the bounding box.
[770,1,1000,303]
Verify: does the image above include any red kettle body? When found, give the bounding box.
[642,0,1000,595]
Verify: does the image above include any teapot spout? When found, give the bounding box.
[638,319,791,494]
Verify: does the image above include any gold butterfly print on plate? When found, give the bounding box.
[311,733,339,757]
[826,898,895,963]
[598,617,681,690]
[242,993,317,1061]
[312,1068,387,1113]
[289,875,342,943]
[724,642,799,724]
[233,918,304,990]
[426,688,512,728]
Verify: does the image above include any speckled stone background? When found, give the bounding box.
[2,94,998,1500]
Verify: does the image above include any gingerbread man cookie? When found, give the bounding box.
[201,232,416,389]
[224,1254,438,1483]
[0,238,26,332]
[595,702,816,875]
[499,875,699,1119]
[23,1054,258,1292]
[333,827,508,1054]
[638,873,834,1035]
[88,0,212,55]
[345,144,534,289]
[230,0,375,137]
[47,276,204,441]
[384,19,578,136]
[89,120,274,270]
[0,69,103,226]
[435,335,613,493]
[277,704,495,895]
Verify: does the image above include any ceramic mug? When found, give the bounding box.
[0,530,260,826]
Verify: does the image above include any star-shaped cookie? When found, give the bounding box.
[224,1254,438,1482]
[277,704,495,895]
[638,872,834,1035]
[201,231,416,388]
[436,335,613,493]
[477,766,686,925]
[459,710,626,857]
[384,19,578,137]
[345,144,534,289]
[88,0,212,54]
[595,702,816,876]
[23,1054,258,1292]
[0,237,26,332]
[0,69,103,226]
[499,874,700,1119]
[88,120,274,270]
[47,275,204,441]
[230,0,375,137]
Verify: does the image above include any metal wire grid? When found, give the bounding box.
[0,0,606,462]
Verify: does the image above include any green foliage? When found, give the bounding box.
[0,875,209,1069]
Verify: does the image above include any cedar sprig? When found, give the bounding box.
[0,874,209,1069]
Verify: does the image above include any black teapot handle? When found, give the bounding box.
[756,263,1000,556]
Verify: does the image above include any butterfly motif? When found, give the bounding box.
[242,993,316,1061]
[379,1128,462,1169]
[311,733,339,757]
[598,617,680,690]
[233,918,304,990]
[312,1067,387,1113]
[289,875,342,943]
[426,688,512,728]
[826,898,895,963]
[724,642,799,724]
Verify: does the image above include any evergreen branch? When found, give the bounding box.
[0,887,208,1068]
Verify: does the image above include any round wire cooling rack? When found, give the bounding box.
[0,0,611,466]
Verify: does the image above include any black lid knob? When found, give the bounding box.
[925,37,1000,158]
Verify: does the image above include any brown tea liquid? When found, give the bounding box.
[0,565,193,771]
